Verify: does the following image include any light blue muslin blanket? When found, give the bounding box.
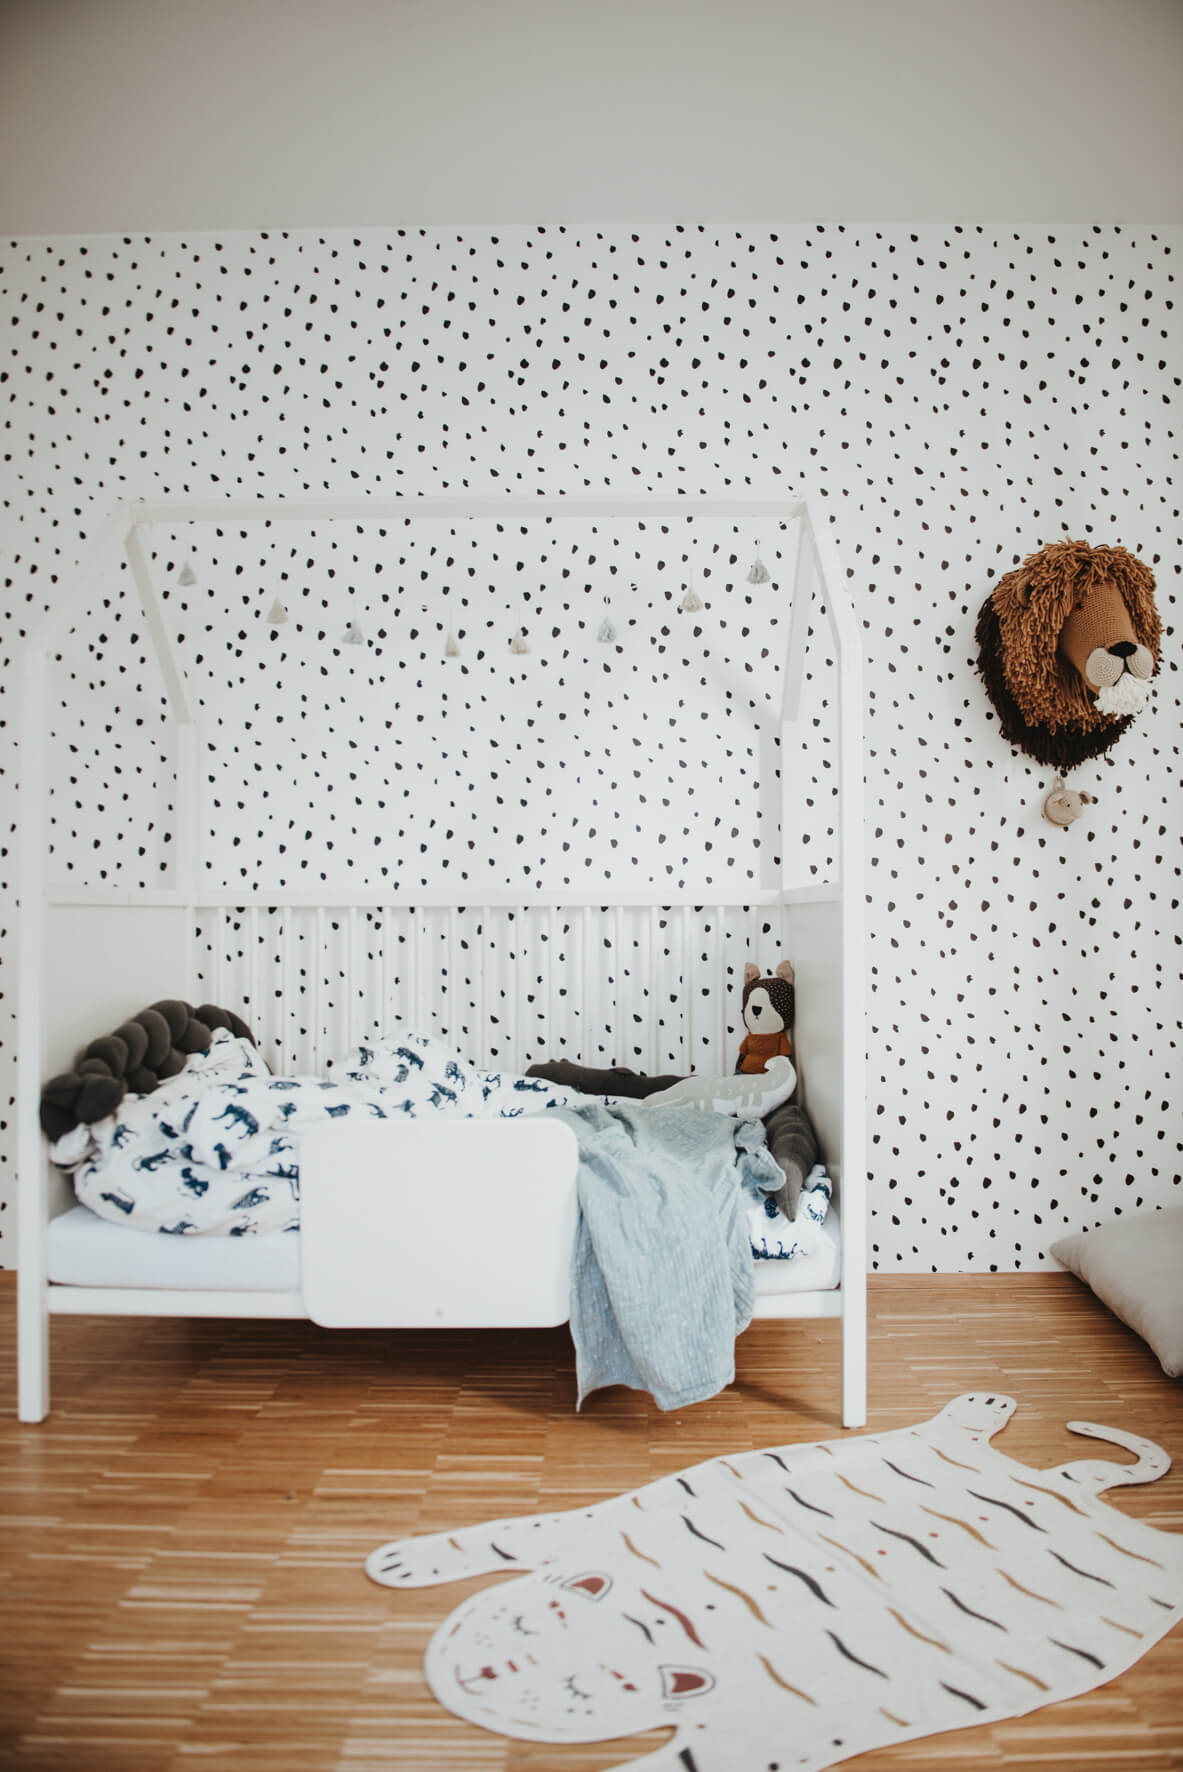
[554,1099,784,1411]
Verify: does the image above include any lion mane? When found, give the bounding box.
[974,538,1160,771]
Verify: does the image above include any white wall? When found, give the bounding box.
[1,3,1180,1272]
[1,0,1181,232]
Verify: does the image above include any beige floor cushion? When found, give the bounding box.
[1052,1206,1183,1377]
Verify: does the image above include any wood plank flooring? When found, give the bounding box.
[0,1271,1180,1770]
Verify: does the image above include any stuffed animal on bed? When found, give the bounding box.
[974,538,1160,771]
[39,1000,257,1141]
[736,961,794,1075]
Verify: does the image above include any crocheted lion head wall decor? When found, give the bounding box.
[974,539,1160,772]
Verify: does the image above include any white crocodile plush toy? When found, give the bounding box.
[366,1393,1181,1771]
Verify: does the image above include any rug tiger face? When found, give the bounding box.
[975,539,1160,771]
[427,1562,715,1742]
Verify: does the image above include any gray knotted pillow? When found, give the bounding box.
[40,1001,256,1142]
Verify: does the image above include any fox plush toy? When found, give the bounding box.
[735,960,794,1075]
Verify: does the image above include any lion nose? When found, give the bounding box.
[1109,641,1137,658]
[750,1004,763,1019]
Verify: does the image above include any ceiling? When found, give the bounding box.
[2,0,1181,233]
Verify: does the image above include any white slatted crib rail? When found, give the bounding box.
[193,895,795,1079]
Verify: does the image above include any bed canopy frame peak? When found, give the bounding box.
[16,487,867,1428]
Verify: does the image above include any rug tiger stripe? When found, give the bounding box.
[365,1394,1183,1770]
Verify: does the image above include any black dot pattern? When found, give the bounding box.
[79,517,802,896]
[1,223,1178,1272]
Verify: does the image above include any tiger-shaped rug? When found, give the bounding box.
[365,1394,1182,1771]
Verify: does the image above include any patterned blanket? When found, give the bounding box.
[50,1026,580,1235]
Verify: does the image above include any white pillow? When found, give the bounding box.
[1051,1207,1183,1378]
[641,1056,796,1119]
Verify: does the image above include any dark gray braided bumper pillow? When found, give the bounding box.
[40,1000,257,1142]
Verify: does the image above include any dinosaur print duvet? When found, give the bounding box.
[50,1025,585,1236]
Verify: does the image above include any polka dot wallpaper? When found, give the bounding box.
[2,223,1178,1271]
[40,514,812,895]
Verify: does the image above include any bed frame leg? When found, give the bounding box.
[840,1293,867,1430]
[17,1270,50,1423]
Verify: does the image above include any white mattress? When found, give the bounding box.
[46,1202,841,1299]
[753,1208,841,1294]
[48,1205,302,1291]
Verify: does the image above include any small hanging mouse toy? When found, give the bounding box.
[1042,777,1097,827]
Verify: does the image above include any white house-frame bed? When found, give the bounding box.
[16,493,867,1427]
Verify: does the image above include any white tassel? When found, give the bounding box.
[509,630,530,655]
[746,553,770,585]
[177,559,197,587]
[343,620,366,646]
[597,615,616,643]
[679,583,703,613]
[266,598,288,626]
[1095,675,1150,717]
[444,630,461,658]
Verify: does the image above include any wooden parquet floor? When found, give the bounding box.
[0,1271,1180,1770]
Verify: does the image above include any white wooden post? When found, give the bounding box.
[16,641,50,1422]
[804,506,868,1429]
